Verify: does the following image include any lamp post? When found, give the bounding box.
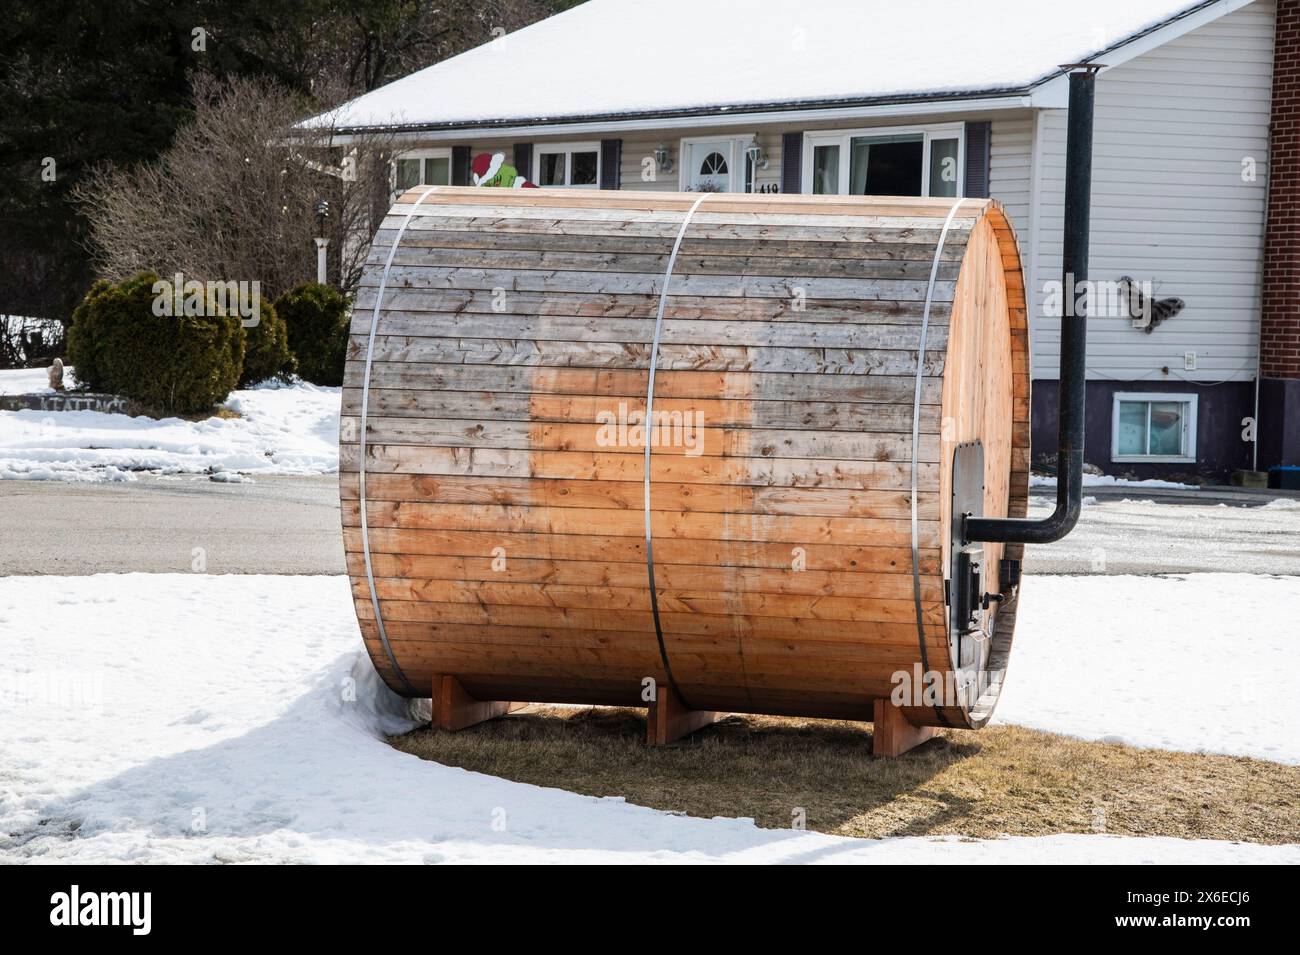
[314,199,330,285]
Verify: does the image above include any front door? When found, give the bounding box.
[687,141,733,192]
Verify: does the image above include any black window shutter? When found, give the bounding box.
[452,146,472,186]
[964,121,992,198]
[781,132,803,194]
[513,143,533,183]
[600,139,622,190]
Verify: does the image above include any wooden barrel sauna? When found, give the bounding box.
[341,186,1030,745]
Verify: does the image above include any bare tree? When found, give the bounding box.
[314,0,569,95]
[74,74,395,300]
[1,315,63,369]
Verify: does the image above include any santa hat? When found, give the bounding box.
[471,152,504,186]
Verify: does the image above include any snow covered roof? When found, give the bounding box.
[308,0,1237,133]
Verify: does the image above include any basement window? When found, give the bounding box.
[1111,393,1197,463]
[535,143,600,187]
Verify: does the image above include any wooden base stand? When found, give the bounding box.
[871,699,938,757]
[647,685,721,745]
[431,674,525,731]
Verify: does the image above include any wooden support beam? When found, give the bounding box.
[871,699,938,757]
[646,684,721,745]
[431,674,525,732]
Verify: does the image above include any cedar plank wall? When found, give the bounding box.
[341,191,1028,727]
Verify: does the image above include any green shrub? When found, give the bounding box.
[238,296,296,387]
[274,283,350,386]
[67,272,244,416]
[67,279,114,389]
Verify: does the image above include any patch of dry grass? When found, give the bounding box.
[122,400,242,421]
[389,706,1299,842]
[181,406,241,421]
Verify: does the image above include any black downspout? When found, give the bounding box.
[965,64,1102,546]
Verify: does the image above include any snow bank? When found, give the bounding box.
[1031,495,1101,508]
[0,366,75,395]
[1,572,1295,864]
[998,574,1300,764]
[1030,473,1197,490]
[0,375,339,482]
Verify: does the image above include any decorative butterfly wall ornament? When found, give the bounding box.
[1118,276,1185,334]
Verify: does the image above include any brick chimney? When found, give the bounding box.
[1260,0,1300,469]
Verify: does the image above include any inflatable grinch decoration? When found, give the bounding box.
[471,152,537,188]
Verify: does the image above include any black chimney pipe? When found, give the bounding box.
[965,64,1101,546]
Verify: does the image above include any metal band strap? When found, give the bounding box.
[360,186,441,696]
[911,198,968,728]
[645,193,711,708]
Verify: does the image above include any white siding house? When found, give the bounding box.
[1031,0,1274,384]
[309,0,1292,481]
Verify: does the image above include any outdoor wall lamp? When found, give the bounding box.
[654,144,673,174]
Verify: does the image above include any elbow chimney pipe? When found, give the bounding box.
[965,63,1102,546]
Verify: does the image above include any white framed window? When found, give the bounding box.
[393,149,452,194]
[534,142,600,187]
[802,123,964,198]
[1111,393,1198,464]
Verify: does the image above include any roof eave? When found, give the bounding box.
[320,88,1038,143]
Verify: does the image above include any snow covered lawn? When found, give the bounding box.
[1,572,1296,864]
[997,574,1300,764]
[0,369,339,481]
